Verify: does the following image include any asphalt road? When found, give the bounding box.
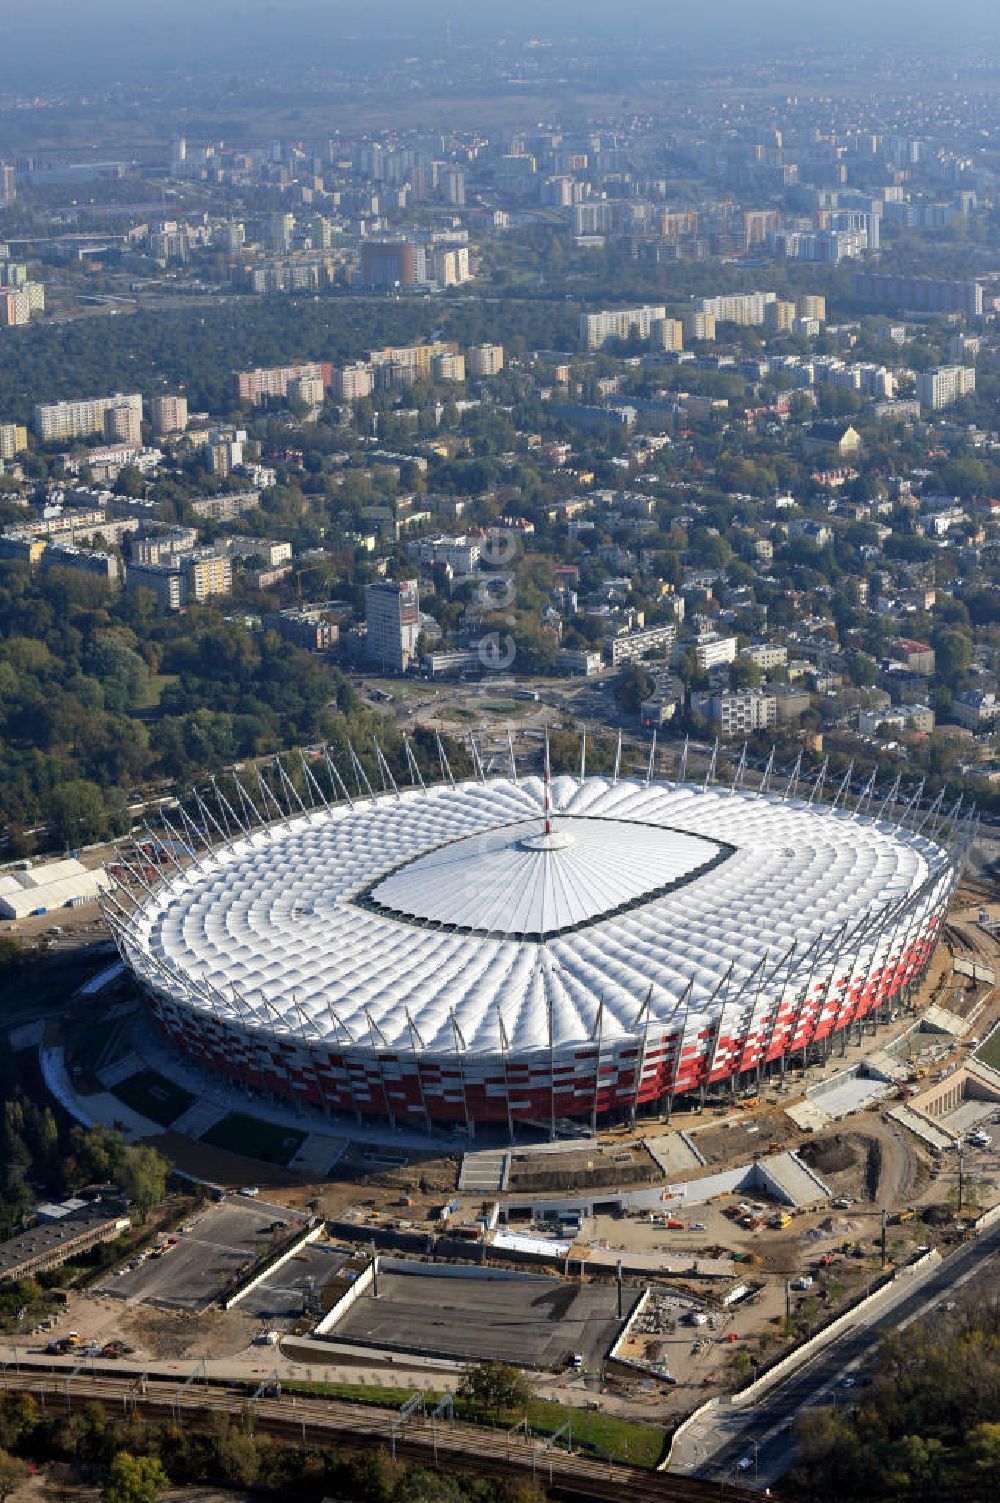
[687,1218,1000,1489]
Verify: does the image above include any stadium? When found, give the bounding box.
[103,746,972,1136]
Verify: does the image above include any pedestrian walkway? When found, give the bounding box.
[645,1133,704,1178]
[98,1051,145,1089]
[40,1046,159,1140]
[171,1100,228,1138]
[289,1133,349,1176]
[458,1149,509,1193]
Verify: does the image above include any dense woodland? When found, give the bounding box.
[0,556,449,848]
[791,1301,1000,1501]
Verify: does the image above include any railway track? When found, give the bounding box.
[0,1363,760,1502]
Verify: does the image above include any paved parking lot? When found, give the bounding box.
[239,1244,350,1325]
[98,1197,306,1314]
[333,1268,636,1371]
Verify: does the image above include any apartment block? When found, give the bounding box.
[332,362,374,402]
[915,366,976,410]
[185,552,232,603]
[650,318,684,352]
[580,304,667,350]
[150,394,188,436]
[233,362,333,405]
[681,310,717,342]
[265,604,340,651]
[764,300,797,335]
[695,291,776,326]
[607,621,676,667]
[691,688,778,736]
[364,577,421,671]
[34,392,142,444]
[797,294,826,322]
[125,559,185,611]
[466,344,505,377]
[0,422,27,460]
[851,271,984,318]
[360,240,425,287]
[690,632,739,672]
[432,351,466,382]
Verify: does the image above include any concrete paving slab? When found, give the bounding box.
[98,1051,146,1089]
[332,1267,634,1371]
[645,1133,704,1177]
[922,1004,971,1038]
[785,1099,831,1132]
[806,1069,895,1120]
[289,1133,349,1176]
[458,1149,509,1192]
[888,1105,955,1152]
[171,1100,228,1138]
[940,1099,997,1136]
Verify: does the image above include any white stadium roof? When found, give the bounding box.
[125,774,946,1059]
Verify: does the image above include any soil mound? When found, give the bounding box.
[799,1134,859,1175]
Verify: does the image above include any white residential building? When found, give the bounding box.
[580,304,667,350]
[34,392,143,444]
[916,366,976,410]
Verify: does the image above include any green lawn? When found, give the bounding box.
[201,1111,306,1165]
[112,1068,195,1127]
[976,1027,1000,1072]
[477,698,531,717]
[279,1380,665,1468]
[133,673,180,711]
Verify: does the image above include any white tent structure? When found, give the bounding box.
[0,857,109,920]
[104,749,969,1136]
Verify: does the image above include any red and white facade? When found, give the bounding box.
[104,771,966,1135]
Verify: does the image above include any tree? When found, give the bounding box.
[118,1145,169,1223]
[101,1453,168,1503]
[615,662,654,715]
[0,1450,27,1503]
[847,652,877,688]
[457,1361,531,1418]
[214,1427,259,1486]
[729,659,762,691]
[47,779,109,848]
[967,1421,1000,1486]
[932,628,972,686]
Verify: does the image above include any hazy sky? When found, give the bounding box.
[5,1,1000,86]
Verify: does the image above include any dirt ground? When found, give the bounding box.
[117,1303,260,1361]
[300,1148,462,1222]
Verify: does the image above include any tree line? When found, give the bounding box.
[0,1389,541,1503]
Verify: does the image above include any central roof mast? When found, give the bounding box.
[543,724,553,837]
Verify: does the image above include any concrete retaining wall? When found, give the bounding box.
[314,1257,376,1336]
[380,1257,537,1282]
[679,1131,706,1166]
[222,1221,322,1310]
